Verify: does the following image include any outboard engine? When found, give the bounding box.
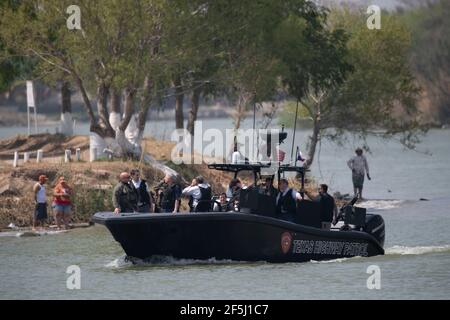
[363,214,385,247]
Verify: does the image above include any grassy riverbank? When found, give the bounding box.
[0,134,318,229]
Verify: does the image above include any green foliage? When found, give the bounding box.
[277,100,313,128]
[72,187,113,219]
[398,0,450,123]
[323,9,422,141]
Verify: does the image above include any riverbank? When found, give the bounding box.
[0,134,288,229]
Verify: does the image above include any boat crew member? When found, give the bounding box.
[227,178,243,211]
[261,176,278,198]
[275,178,302,222]
[182,176,212,212]
[304,184,338,230]
[33,175,48,231]
[347,148,371,199]
[130,169,153,213]
[113,172,138,214]
[155,174,181,213]
[213,193,230,212]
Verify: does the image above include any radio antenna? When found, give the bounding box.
[290,100,299,164]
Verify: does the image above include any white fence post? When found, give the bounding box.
[13,151,19,168]
[75,148,81,161]
[90,147,97,162]
[24,152,30,163]
[64,149,71,163]
[36,150,43,163]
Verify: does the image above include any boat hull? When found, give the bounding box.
[93,212,384,263]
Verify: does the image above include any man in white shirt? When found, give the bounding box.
[182,176,212,212]
[275,178,302,222]
[130,169,153,213]
[33,175,48,231]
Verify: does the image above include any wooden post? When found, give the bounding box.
[75,148,81,161]
[90,147,97,162]
[36,150,43,163]
[64,149,71,163]
[24,152,30,163]
[13,151,19,168]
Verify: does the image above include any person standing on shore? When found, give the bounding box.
[347,148,371,199]
[33,175,48,231]
[53,176,73,230]
[130,169,153,213]
[113,172,138,214]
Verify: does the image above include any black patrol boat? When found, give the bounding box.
[93,163,385,263]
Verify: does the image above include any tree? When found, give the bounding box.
[282,8,424,167]
[0,0,164,157]
[400,0,450,124]
[272,3,352,165]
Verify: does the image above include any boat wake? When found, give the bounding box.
[357,199,406,211]
[105,255,245,268]
[385,245,450,255]
[0,230,68,237]
[310,257,356,264]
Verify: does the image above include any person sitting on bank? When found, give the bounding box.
[113,172,138,214]
[33,175,48,231]
[213,193,229,212]
[182,176,212,212]
[304,184,338,230]
[53,176,73,230]
[275,178,303,222]
[155,174,181,213]
[130,169,153,213]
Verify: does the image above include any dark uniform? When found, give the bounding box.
[156,182,181,213]
[188,185,212,212]
[276,189,297,222]
[112,181,138,213]
[317,193,336,224]
[131,179,152,213]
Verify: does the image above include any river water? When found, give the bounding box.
[0,120,449,299]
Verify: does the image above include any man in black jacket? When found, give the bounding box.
[155,174,182,213]
[130,169,153,213]
[113,172,138,214]
[305,184,338,230]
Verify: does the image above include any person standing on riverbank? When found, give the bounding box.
[53,176,73,230]
[113,172,138,214]
[33,175,48,231]
[130,169,153,213]
[347,148,371,199]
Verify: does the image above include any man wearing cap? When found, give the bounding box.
[113,172,138,214]
[347,148,371,199]
[33,175,48,230]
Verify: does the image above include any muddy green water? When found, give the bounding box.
[0,127,449,299]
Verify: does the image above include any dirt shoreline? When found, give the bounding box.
[0,134,249,228]
[0,133,319,229]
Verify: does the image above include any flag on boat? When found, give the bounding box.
[296,147,306,166]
